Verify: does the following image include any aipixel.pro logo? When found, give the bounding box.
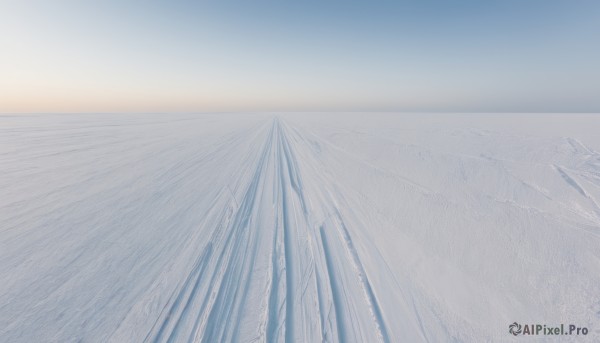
[509,322,522,336]
[509,322,588,336]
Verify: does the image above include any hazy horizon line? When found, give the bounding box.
[2,110,599,115]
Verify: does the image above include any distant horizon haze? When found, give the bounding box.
[1,1,599,113]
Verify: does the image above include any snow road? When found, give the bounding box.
[1,113,600,342]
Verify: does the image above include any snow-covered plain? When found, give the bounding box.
[1,113,600,342]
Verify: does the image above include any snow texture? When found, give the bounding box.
[1,113,600,342]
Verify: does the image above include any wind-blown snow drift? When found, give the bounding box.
[1,113,599,342]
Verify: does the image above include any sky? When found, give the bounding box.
[1,0,599,113]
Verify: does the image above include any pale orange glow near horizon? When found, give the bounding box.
[1,1,599,113]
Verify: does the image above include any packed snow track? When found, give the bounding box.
[2,113,600,342]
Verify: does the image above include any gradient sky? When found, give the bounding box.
[1,0,599,113]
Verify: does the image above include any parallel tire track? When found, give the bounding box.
[143,117,395,342]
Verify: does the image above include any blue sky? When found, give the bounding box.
[1,0,599,112]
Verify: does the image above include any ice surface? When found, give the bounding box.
[1,113,600,342]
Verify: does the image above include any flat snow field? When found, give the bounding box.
[1,113,600,342]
